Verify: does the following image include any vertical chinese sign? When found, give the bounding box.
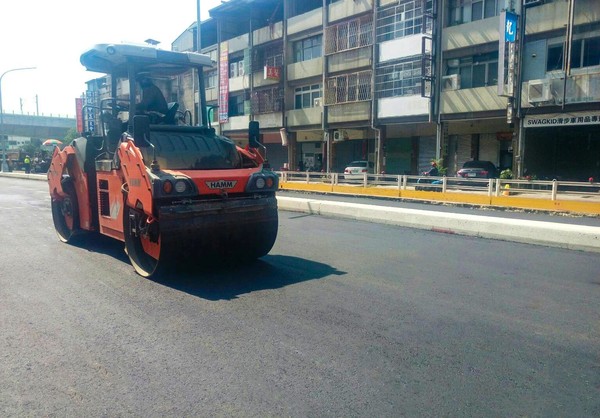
[75,98,84,133]
[218,42,229,123]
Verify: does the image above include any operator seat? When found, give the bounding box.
[161,102,179,125]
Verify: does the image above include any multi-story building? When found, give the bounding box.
[161,0,600,180]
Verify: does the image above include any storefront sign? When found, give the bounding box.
[504,11,518,43]
[524,112,600,127]
[264,66,280,81]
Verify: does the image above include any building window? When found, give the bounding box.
[375,59,423,98]
[205,70,217,89]
[447,52,498,88]
[228,93,246,116]
[547,36,600,71]
[325,16,373,55]
[376,0,433,43]
[293,35,322,63]
[294,84,322,109]
[448,0,499,26]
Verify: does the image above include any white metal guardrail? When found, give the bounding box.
[276,171,600,202]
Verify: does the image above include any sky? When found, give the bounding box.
[0,0,223,118]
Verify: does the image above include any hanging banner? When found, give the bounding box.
[218,42,229,123]
[75,98,84,133]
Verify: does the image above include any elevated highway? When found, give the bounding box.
[0,112,75,139]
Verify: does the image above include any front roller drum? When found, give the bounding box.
[123,197,279,278]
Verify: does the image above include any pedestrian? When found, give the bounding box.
[423,161,438,176]
[23,155,31,174]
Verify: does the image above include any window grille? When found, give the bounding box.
[375,59,425,98]
[251,87,283,114]
[376,0,433,43]
[324,70,372,105]
[325,16,373,55]
[254,43,284,69]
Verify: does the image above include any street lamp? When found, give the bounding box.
[0,66,37,172]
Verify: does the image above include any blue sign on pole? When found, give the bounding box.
[505,12,518,43]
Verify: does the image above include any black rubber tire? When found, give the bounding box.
[51,180,81,243]
[123,205,170,278]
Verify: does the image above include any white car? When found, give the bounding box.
[343,161,374,180]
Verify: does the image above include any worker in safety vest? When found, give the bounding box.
[23,155,31,174]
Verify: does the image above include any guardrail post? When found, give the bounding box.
[402,175,408,190]
[442,176,447,193]
[306,171,310,184]
[552,180,558,201]
[333,173,338,185]
[495,179,501,196]
[363,172,368,187]
[488,179,493,197]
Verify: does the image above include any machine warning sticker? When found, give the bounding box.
[206,180,237,189]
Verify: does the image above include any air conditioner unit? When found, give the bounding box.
[333,130,347,142]
[313,97,323,107]
[528,79,551,103]
[442,74,460,91]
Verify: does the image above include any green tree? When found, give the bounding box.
[63,128,79,145]
[21,143,38,157]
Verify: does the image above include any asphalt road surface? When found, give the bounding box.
[1,177,599,417]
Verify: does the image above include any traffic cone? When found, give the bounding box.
[502,184,511,196]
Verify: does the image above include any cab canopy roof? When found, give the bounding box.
[80,43,214,78]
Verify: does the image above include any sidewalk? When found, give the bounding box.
[3,171,599,253]
[277,195,600,253]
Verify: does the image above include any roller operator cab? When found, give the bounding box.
[47,43,279,278]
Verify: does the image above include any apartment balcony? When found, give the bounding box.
[327,101,371,124]
[526,0,600,35]
[286,107,322,128]
[377,96,429,119]
[287,57,323,81]
[380,34,426,63]
[205,87,218,102]
[521,71,600,108]
[222,114,250,132]
[440,86,507,114]
[329,0,373,24]
[255,112,283,129]
[225,34,249,54]
[202,49,218,63]
[442,16,499,52]
[253,21,283,46]
[328,47,372,73]
[288,8,322,36]
[229,75,250,93]
[253,71,281,88]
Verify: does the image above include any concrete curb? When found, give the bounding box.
[277,196,600,253]
[0,172,47,181]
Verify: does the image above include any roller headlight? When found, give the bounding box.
[154,176,197,198]
[175,180,187,193]
[246,172,279,192]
